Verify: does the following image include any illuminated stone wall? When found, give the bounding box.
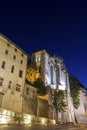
[0,94,3,107]
[38,98,49,118]
[22,84,37,115]
[74,89,87,124]
[2,89,22,113]
[31,50,47,84]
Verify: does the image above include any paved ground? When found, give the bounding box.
[0,125,87,130]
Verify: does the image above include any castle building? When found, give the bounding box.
[0,33,87,125]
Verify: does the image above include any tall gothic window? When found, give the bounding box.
[57,65,60,83]
[35,56,41,62]
[50,65,53,84]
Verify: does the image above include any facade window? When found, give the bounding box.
[8,81,12,89]
[7,43,10,47]
[36,56,41,62]
[21,54,24,57]
[16,84,21,92]
[11,65,14,73]
[5,49,8,55]
[26,88,29,95]
[0,77,3,86]
[20,60,23,64]
[19,70,23,78]
[57,65,60,83]
[13,55,16,60]
[1,61,6,69]
[39,56,41,61]
[15,48,17,52]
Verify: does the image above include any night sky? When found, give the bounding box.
[0,0,87,88]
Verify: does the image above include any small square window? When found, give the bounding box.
[16,84,21,92]
[11,65,14,73]
[21,54,24,57]
[15,48,17,52]
[7,43,10,47]
[13,55,16,60]
[5,49,9,55]
[20,60,23,64]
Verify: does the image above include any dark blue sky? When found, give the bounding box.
[0,0,87,88]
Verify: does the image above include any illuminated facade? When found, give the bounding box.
[74,88,87,124]
[31,50,75,123]
[0,33,87,125]
[32,50,68,90]
[0,33,28,124]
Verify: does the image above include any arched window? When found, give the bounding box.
[57,65,60,83]
[50,65,53,84]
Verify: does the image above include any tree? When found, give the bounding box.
[26,67,40,84]
[33,77,47,96]
[69,74,85,109]
[53,90,67,124]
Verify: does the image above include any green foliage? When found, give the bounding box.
[33,78,47,96]
[53,90,67,112]
[25,79,33,86]
[69,74,84,109]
